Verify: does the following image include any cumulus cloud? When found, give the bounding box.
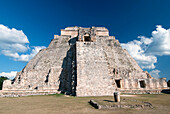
[17,46,46,62]
[121,25,170,78]
[121,25,170,70]
[146,25,170,55]
[0,24,29,53]
[121,39,157,69]
[0,24,29,44]
[2,46,46,62]
[0,71,17,79]
[149,70,160,79]
[0,24,46,62]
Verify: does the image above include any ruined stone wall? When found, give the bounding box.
[119,78,167,90]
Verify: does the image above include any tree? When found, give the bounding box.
[0,76,9,90]
[168,80,170,87]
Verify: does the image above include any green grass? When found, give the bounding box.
[48,93,65,97]
[0,94,169,114]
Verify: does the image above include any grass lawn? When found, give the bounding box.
[0,94,169,114]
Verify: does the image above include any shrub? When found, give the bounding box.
[0,76,9,90]
[167,80,170,87]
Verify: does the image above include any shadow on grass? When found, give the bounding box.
[103,100,114,102]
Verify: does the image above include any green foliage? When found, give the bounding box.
[48,93,65,97]
[168,80,170,87]
[0,76,9,90]
[55,93,65,97]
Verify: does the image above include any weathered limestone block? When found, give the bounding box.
[145,79,150,89]
[124,79,129,89]
[96,31,109,36]
[160,78,167,88]
[2,80,12,90]
[134,79,139,88]
[61,29,78,37]
[148,79,154,89]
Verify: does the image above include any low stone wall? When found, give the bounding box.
[0,90,59,97]
[119,89,168,94]
[89,100,153,109]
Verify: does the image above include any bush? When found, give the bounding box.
[0,76,8,90]
[167,80,170,87]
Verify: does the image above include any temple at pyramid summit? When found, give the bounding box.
[2,26,168,96]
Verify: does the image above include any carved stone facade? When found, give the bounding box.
[2,27,168,96]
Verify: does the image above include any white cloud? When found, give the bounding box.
[146,25,170,55]
[0,24,29,53]
[121,40,157,69]
[0,71,17,79]
[121,25,170,78]
[137,36,153,45]
[121,25,170,71]
[0,24,29,44]
[0,24,46,62]
[2,46,46,62]
[149,70,160,79]
[17,46,46,62]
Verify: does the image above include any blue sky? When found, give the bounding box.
[0,0,170,80]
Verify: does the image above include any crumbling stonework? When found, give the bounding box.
[2,26,168,97]
[89,99,153,109]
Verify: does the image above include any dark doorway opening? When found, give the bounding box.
[84,36,91,41]
[115,80,121,88]
[139,80,146,88]
[34,86,38,90]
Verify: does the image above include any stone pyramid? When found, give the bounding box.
[2,27,167,96]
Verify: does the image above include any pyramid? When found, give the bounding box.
[2,27,168,96]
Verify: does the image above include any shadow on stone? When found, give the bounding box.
[58,37,77,96]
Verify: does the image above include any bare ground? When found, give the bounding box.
[0,94,169,114]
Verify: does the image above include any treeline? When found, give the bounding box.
[0,76,9,90]
[168,80,170,87]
